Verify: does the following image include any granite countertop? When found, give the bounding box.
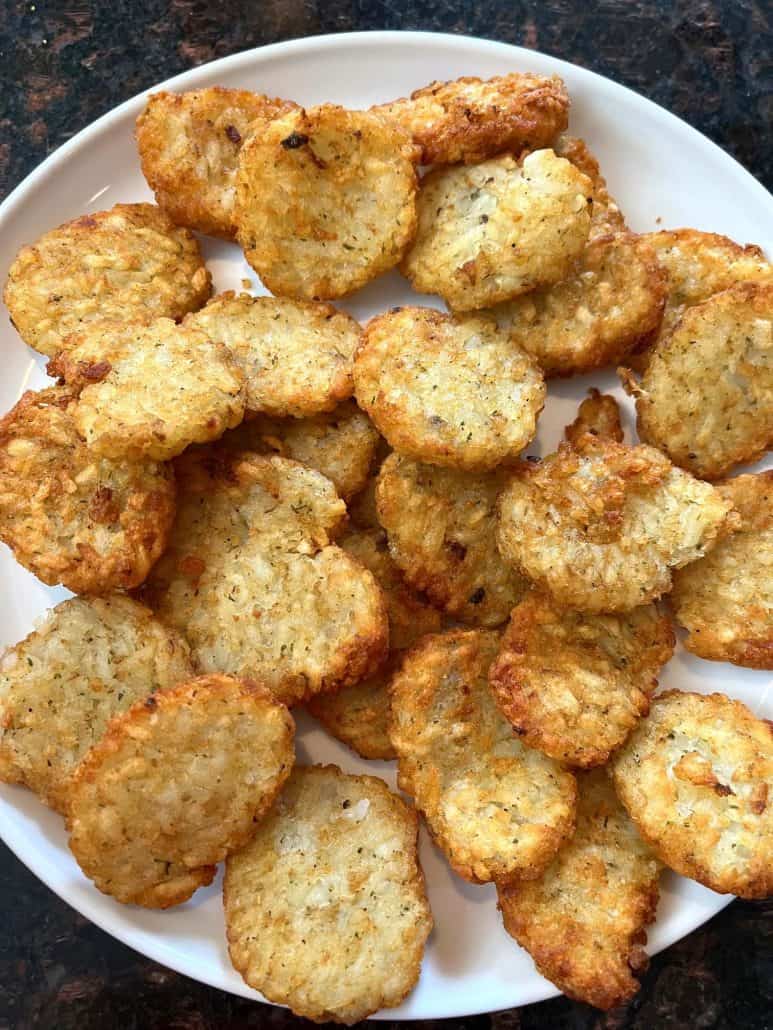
[1,2,771,1028]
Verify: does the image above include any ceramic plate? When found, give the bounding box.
[0,30,771,1020]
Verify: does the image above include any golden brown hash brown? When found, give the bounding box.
[0,594,193,812]
[136,87,298,238]
[564,389,624,447]
[67,674,294,908]
[486,233,665,377]
[3,203,211,357]
[390,630,577,884]
[236,105,418,300]
[671,471,773,668]
[402,149,593,311]
[377,452,529,627]
[224,764,432,1024]
[496,435,735,613]
[553,136,627,239]
[488,592,674,767]
[139,450,388,706]
[354,307,545,471]
[498,770,661,1010]
[375,72,569,165]
[49,318,245,462]
[0,387,175,594]
[611,690,773,899]
[622,282,773,480]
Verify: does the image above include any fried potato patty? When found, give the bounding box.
[486,233,665,377]
[554,136,627,239]
[390,630,577,883]
[0,594,193,812]
[236,105,418,300]
[140,451,387,706]
[498,770,661,1010]
[402,149,593,311]
[49,318,245,461]
[377,452,529,627]
[564,389,624,447]
[376,72,569,165]
[185,292,361,418]
[67,674,294,908]
[611,690,773,899]
[4,203,211,357]
[623,283,773,480]
[224,764,432,1023]
[0,387,175,593]
[671,472,773,668]
[354,307,545,471]
[496,436,735,612]
[489,592,674,767]
[136,87,298,238]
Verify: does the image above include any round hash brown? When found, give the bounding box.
[611,690,773,899]
[224,764,432,1024]
[67,674,295,908]
[0,387,176,594]
[235,105,418,300]
[390,630,577,884]
[4,203,212,357]
[0,594,193,812]
[489,592,675,767]
[354,307,545,471]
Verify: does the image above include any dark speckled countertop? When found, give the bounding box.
[1,3,772,1028]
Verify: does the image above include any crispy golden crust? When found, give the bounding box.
[611,690,773,899]
[184,292,361,418]
[139,451,388,706]
[0,594,193,812]
[498,770,661,1010]
[496,436,735,613]
[136,87,298,239]
[376,72,569,165]
[489,592,674,767]
[377,452,529,627]
[49,318,245,461]
[236,105,418,300]
[671,472,773,668]
[67,674,294,908]
[223,764,432,1024]
[3,203,212,357]
[390,630,577,884]
[0,387,175,594]
[553,136,627,239]
[486,233,665,377]
[564,389,624,447]
[623,283,773,480]
[354,307,545,471]
[402,150,593,311]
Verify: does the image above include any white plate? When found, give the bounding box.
[0,29,771,1020]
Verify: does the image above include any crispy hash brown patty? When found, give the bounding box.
[623,283,773,480]
[235,105,418,300]
[223,764,432,1024]
[136,87,298,238]
[496,436,735,612]
[67,674,295,908]
[184,292,361,418]
[49,318,246,462]
[402,149,593,311]
[376,72,569,165]
[611,690,773,899]
[489,592,675,767]
[0,387,176,593]
[671,472,773,668]
[139,451,388,706]
[498,770,662,1010]
[390,630,577,884]
[554,136,626,239]
[0,594,193,812]
[377,453,529,627]
[3,203,212,357]
[354,308,545,471]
